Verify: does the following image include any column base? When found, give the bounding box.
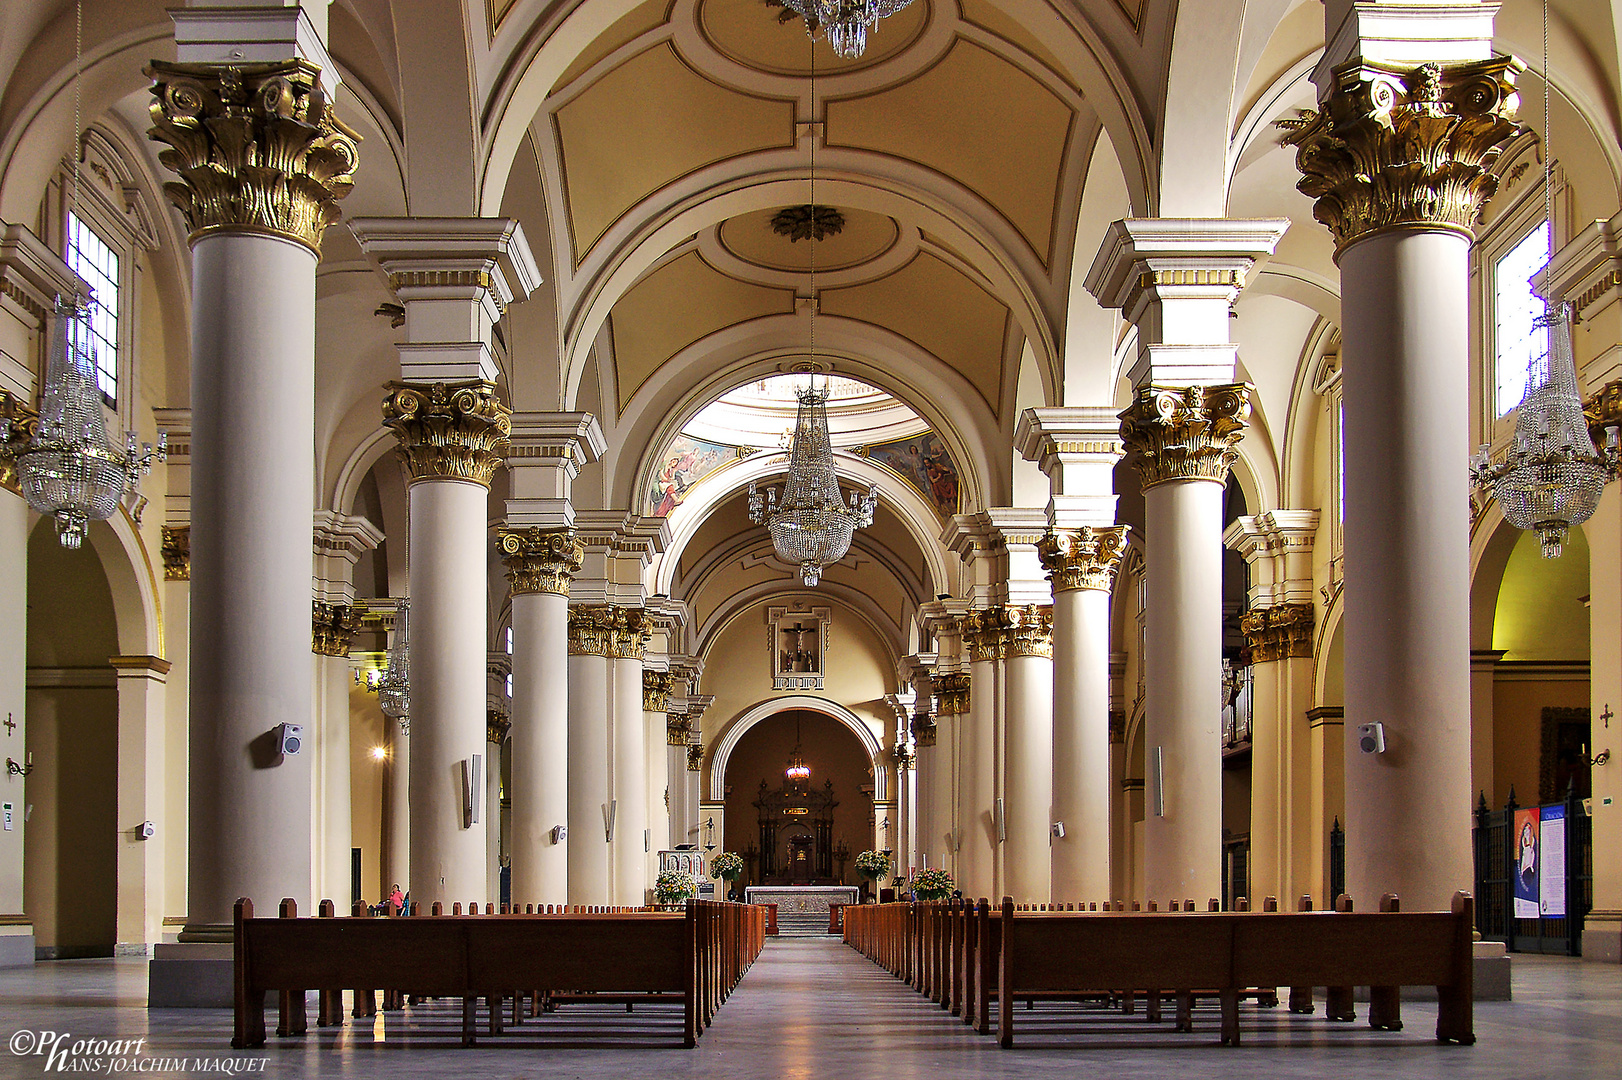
[0,930,33,968]
[148,942,233,1008]
[1582,910,1622,964]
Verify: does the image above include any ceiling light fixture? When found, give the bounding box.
[1471,0,1619,557]
[749,43,876,586]
[774,0,917,61]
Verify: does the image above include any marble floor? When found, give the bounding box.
[1,939,1620,1079]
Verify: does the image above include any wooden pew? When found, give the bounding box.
[233,898,767,1050]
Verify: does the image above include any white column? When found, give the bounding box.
[501,530,579,908]
[1086,218,1286,906]
[1341,230,1476,909]
[112,656,169,951]
[1041,531,1127,904]
[1002,609,1053,904]
[1283,0,1518,915]
[958,638,997,899]
[567,608,614,905]
[613,642,648,905]
[385,719,410,903]
[0,476,31,964]
[146,53,358,939]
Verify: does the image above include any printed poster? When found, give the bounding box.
[1540,804,1566,918]
[1512,807,1540,920]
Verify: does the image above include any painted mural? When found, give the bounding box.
[861,430,960,518]
[649,434,743,517]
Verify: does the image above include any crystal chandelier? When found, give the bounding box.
[1469,0,1620,557]
[749,382,877,585]
[15,300,164,548]
[746,44,876,585]
[779,0,918,60]
[1472,304,1619,557]
[785,718,811,781]
[377,598,410,727]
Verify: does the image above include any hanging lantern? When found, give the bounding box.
[1472,304,1620,557]
[778,0,918,60]
[14,300,163,548]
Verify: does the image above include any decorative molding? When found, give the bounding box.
[1038,526,1129,592]
[935,671,970,716]
[1119,383,1250,489]
[382,380,510,487]
[161,526,190,581]
[910,712,937,748]
[770,205,844,242]
[498,526,582,595]
[312,601,360,657]
[687,743,704,771]
[0,391,38,494]
[1281,57,1522,256]
[1240,602,1315,663]
[567,605,649,659]
[1587,380,1622,448]
[1003,605,1052,659]
[145,59,359,254]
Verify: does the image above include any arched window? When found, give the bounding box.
[1493,219,1551,417]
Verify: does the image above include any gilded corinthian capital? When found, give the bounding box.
[382,381,510,487]
[1004,605,1053,659]
[0,390,38,494]
[312,601,360,657]
[498,527,582,596]
[145,60,359,254]
[567,605,649,659]
[1119,384,1250,489]
[1038,526,1129,592]
[1281,57,1521,255]
[643,669,673,712]
[1240,602,1315,663]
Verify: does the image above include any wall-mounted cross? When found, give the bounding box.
[1602,704,1614,731]
[2,713,12,737]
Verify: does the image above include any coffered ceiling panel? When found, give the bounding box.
[610,250,796,411]
[550,0,673,94]
[555,42,796,261]
[820,252,1008,416]
[824,39,1074,265]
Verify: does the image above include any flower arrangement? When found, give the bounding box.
[911,867,955,901]
[710,852,744,881]
[854,849,892,881]
[655,869,696,904]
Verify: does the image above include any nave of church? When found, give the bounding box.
[1,0,1622,1070]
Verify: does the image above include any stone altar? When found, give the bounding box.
[745,885,858,915]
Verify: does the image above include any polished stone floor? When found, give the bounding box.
[1,939,1619,1078]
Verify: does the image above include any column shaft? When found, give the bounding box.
[510,589,569,906]
[1051,588,1113,902]
[613,655,647,905]
[406,479,490,907]
[1003,648,1053,904]
[187,232,315,929]
[385,722,409,900]
[567,650,612,905]
[0,494,27,944]
[1340,231,1474,910]
[1586,491,1622,958]
[959,657,997,898]
[1142,479,1226,903]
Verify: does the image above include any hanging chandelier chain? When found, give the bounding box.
[809,37,816,367]
[71,0,82,227]
[1542,0,1551,235]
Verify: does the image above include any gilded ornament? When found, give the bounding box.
[487,707,511,745]
[161,525,190,581]
[1280,57,1522,256]
[1240,602,1315,663]
[1119,383,1250,489]
[382,381,510,488]
[910,712,937,748]
[0,390,39,494]
[891,745,915,770]
[1038,526,1129,592]
[1587,380,1622,450]
[1004,605,1053,659]
[643,669,673,712]
[311,601,360,657]
[567,605,649,659]
[667,712,692,746]
[935,671,970,717]
[687,743,704,771]
[145,59,359,254]
[498,526,582,595]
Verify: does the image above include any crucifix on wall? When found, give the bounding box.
[768,605,831,691]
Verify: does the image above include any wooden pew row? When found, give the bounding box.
[235,898,767,1050]
[844,893,1475,1048]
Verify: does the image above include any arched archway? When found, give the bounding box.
[708,695,884,802]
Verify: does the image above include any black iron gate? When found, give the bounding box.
[1472,783,1592,956]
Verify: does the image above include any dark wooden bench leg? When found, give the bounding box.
[1219,990,1240,1046]
[488,994,502,1035]
[1326,985,1355,1022]
[1147,990,1162,1023]
[1436,984,1474,1045]
[1175,992,1193,1033]
[1369,985,1402,1030]
[1288,985,1315,1013]
[1121,989,1135,1015]
[461,997,477,1045]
